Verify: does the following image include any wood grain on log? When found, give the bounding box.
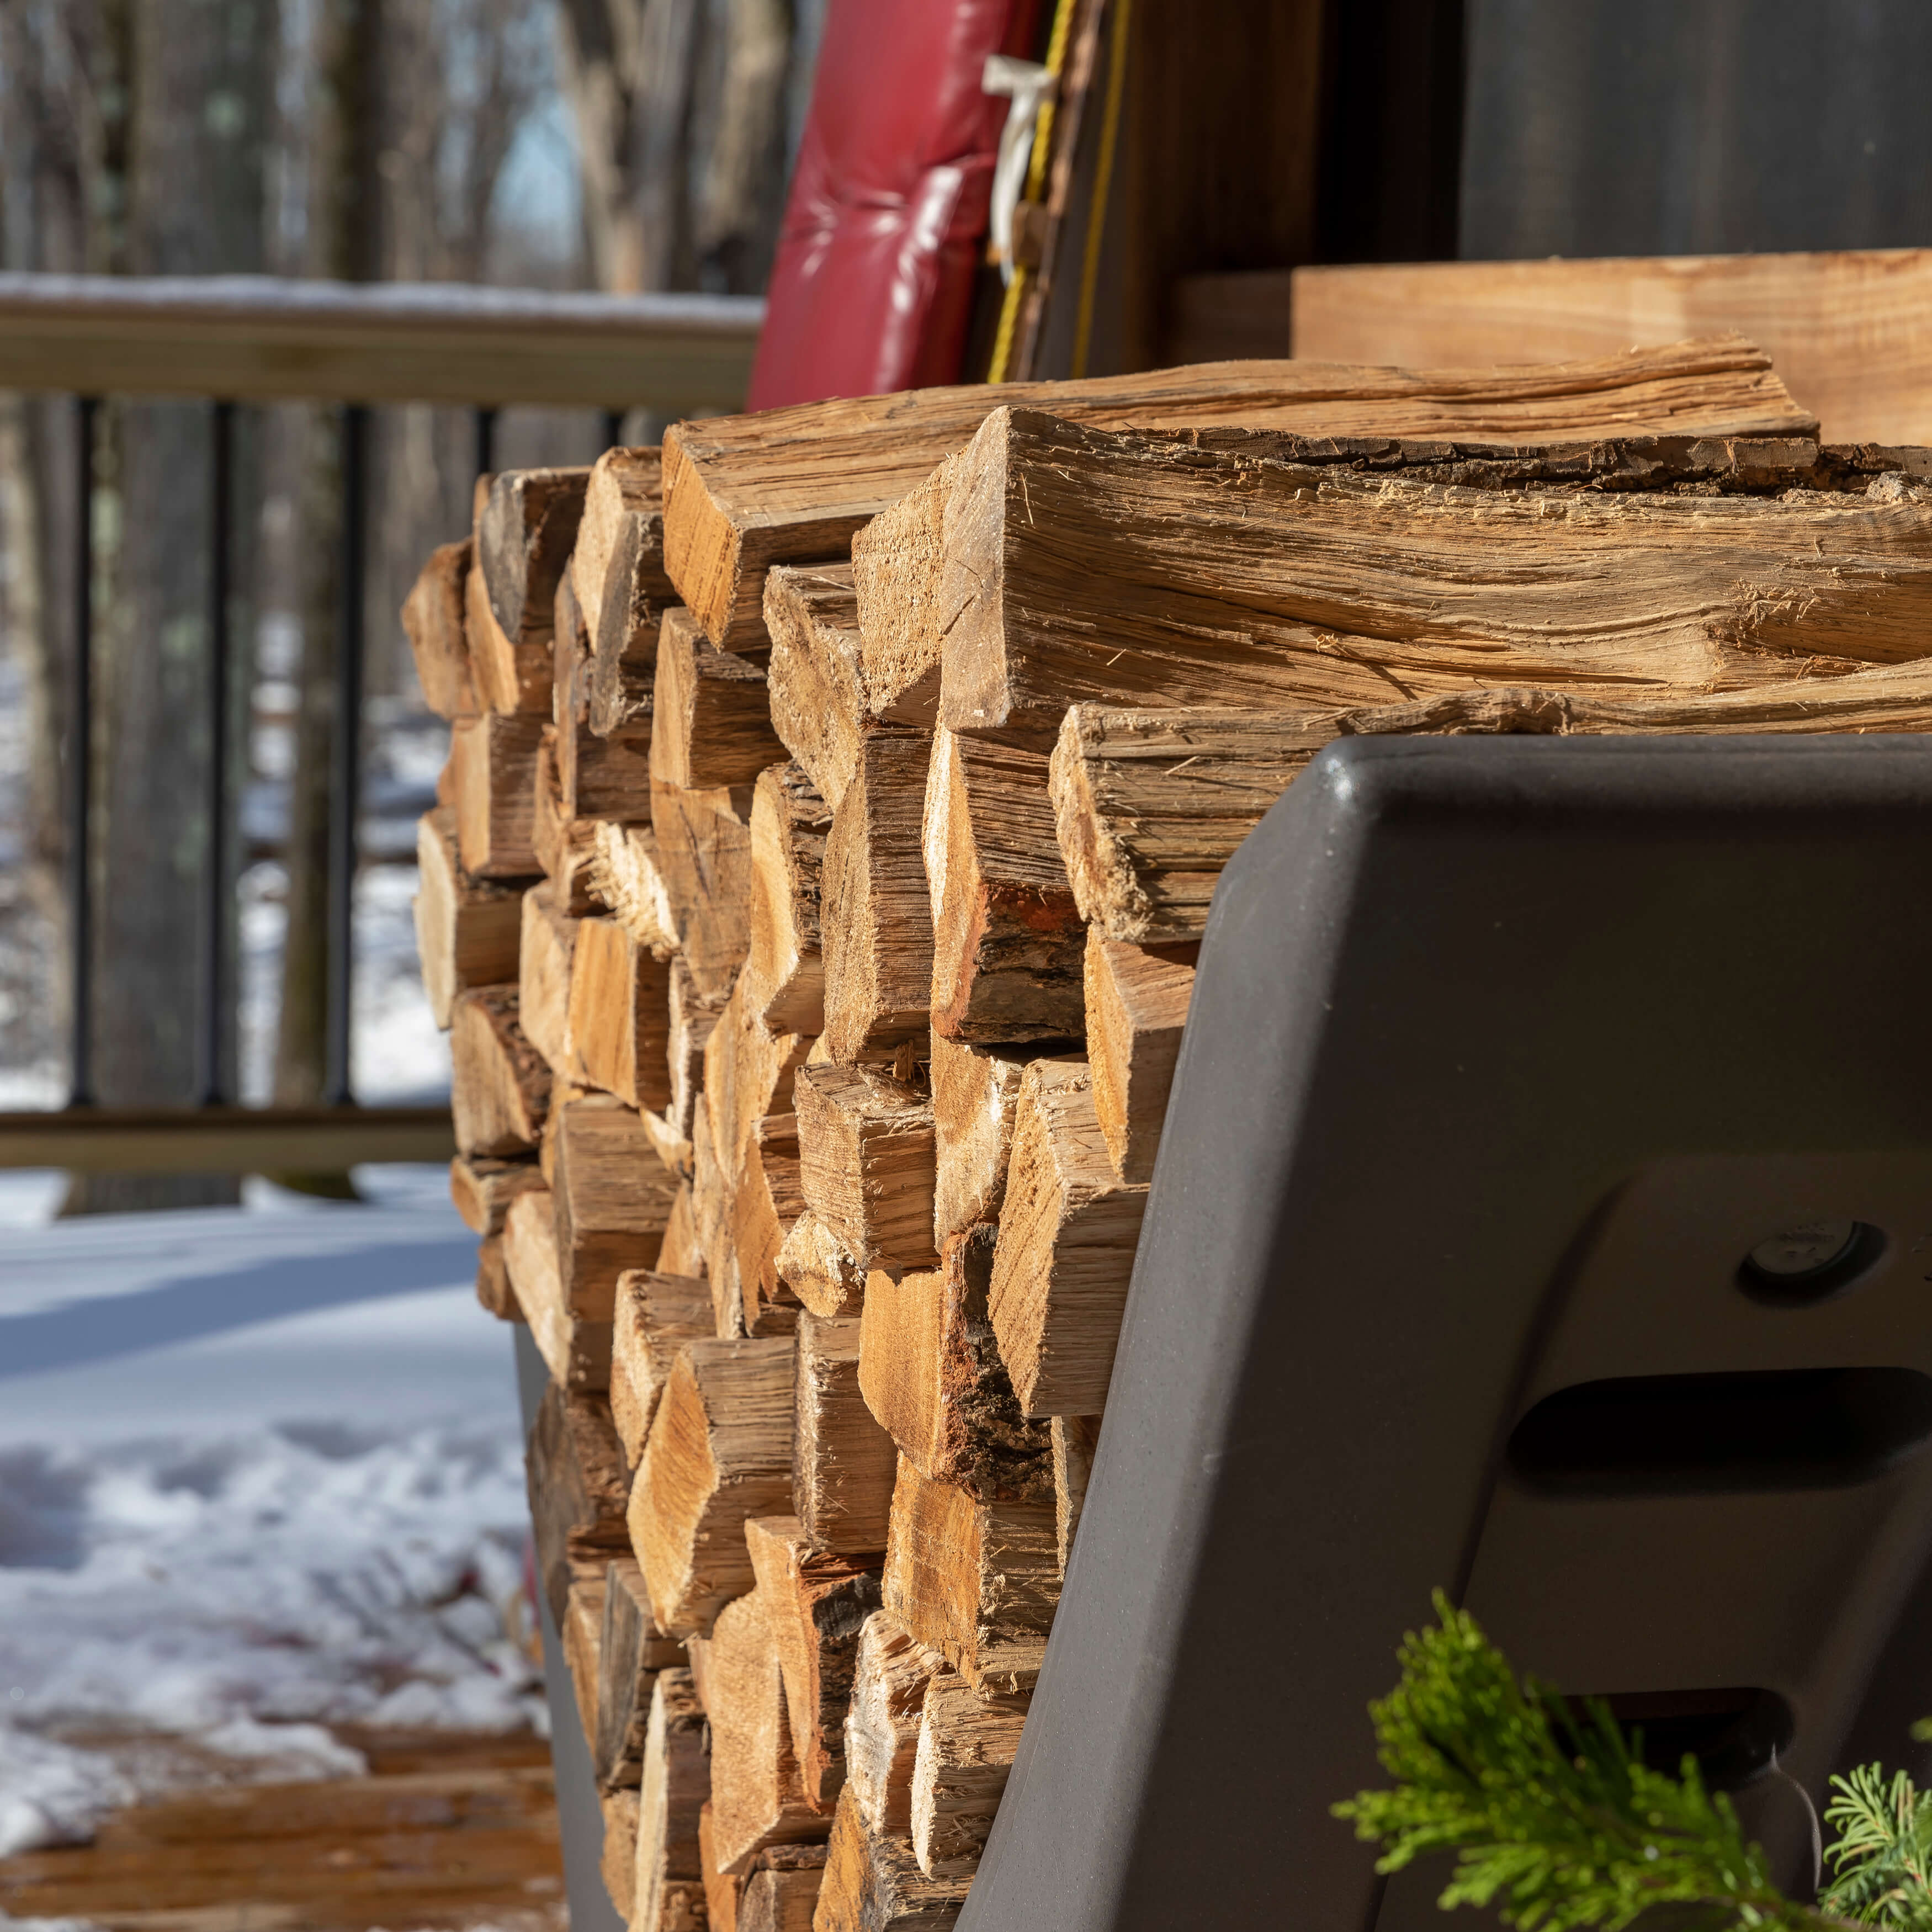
[652,777,757,1000]
[403,537,480,719]
[811,1782,970,1930]
[703,978,811,1190]
[590,820,679,954]
[793,1313,899,1558]
[612,1270,715,1466]
[763,563,869,810]
[653,607,787,790]
[505,1188,612,1392]
[928,1036,1037,1246]
[413,807,520,1028]
[567,915,675,1111]
[450,1153,544,1238]
[450,986,549,1156]
[1084,931,1197,1183]
[843,1613,943,1839]
[526,1378,630,1626]
[776,1211,867,1320]
[795,1064,938,1273]
[451,712,544,877]
[596,1556,684,1793]
[634,1668,710,1932]
[1051,1414,1101,1577]
[465,556,548,715]
[480,465,588,656]
[474,1234,521,1322]
[531,728,600,916]
[553,1096,677,1319]
[573,447,670,645]
[517,883,578,1074]
[742,763,831,1036]
[910,1671,1027,1879]
[850,452,965,729]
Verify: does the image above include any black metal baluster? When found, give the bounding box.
[601,407,625,450]
[473,405,497,482]
[201,399,235,1106]
[325,402,368,1108]
[67,396,98,1110]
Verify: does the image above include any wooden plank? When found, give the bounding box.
[1291,250,1932,445]
[0,1106,458,1173]
[0,272,761,407]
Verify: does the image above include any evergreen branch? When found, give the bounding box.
[1821,1766,1932,1928]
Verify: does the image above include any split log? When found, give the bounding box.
[531,728,599,915]
[450,712,544,877]
[564,1572,607,1743]
[567,914,675,1112]
[844,1613,943,1839]
[590,820,679,954]
[923,729,1082,1043]
[449,1153,544,1236]
[572,446,670,644]
[795,1064,938,1273]
[464,556,546,715]
[776,1211,867,1320]
[629,1336,797,1636]
[517,882,578,1073]
[527,1376,630,1625]
[763,563,868,810]
[505,1187,612,1393]
[742,763,831,1036]
[634,1668,710,1932]
[1052,673,1932,940]
[561,680,654,821]
[811,1785,970,1932]
[659,336,1805,647]
[652,777,757,1000]
[730,1116,809,1336]
[739,1854,826,1932]
[745,1515,883,1812]
[693,1105,744,1339]
[704,984,812,1199]
[985,1058,1149,1418]
[937,408,1932,745]
[597,1557,686,1792]
[450,987,550,1155]
[668,958,729,1142]
[1051,1414,1102,1575]
[847,453,965,731]
[474,1234,521,1321]
[553,1096,678,1318]
[402,537,480,718]
[705,1588,827,1873]
[659,1181,704,1278]
[412,807,520,1027]
[882,1458,1059,1696]
[601,1789,640,1922]
[793,1313,899,1557]
[587,509,673,741]
[479,464,588,660]
[612,1270,716,1465]
[928,1036,1035,1245]
[820,733,933,1060]
[652,608,787,790]
[701,1807,743,1930]
[910,1672,1027,1879]
[1084,930,1196,1183]
[858,1227,1052,1503]
[553,556,590,740]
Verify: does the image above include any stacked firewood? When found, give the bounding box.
[410,335,1932,1931]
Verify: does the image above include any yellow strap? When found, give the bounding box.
[1069,0,1129,379]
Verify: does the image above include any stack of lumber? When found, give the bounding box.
[408,335,1932,1930]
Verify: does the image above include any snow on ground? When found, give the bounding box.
[0,1168,541,1861]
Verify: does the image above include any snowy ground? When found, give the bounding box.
[0,1167,543,1872]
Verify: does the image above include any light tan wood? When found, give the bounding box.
[480,464,588,659]
[531,726,601,916]
[807,1783,972,1932]
[602,1787,641,1920]
[882,1457,1060,1697]
[449,1153,544,1237]
[1053,671,1932,941]
[704,976,813,1189]
[910,1671,1027,1879]
[705,1589,826,1873]
[564,1573,607,1745]
[794,1063,939,1273]
[659,336,1807,646]
[464,555,545,715]
[843,1613,943,1839]
[1085,932,1196,1183]
[612,1269,716,1465]
[475,1233,522,1321]
[1289,252,1932,445]
[745,1515,884,1813]
[505,1187,613,1393]
[928,1035,1034,1246]
[776,1210,867,1320]
[739,1859,826,1932]
[450,986,550,1156]
[642,1105,695,1180]
[561,682,653,821]
[553,1096,678,1319]
[693,1105,744,1339]
[413,807,521,1027]
[848,450,973,731]
[700,1806,744,1930]
[937,411,1932,747]
[763,562,870,810]
[597,1557,685,1792]
[923,728,1083,1043]
[450,711,544,877]
[731,1116,809,1336]
[574,446,669,643]
[526,1377,631,1624]
[793,1312,899,1557]
[986,1059,1149,1419]
[652,776,757,1000]
[630,1336,797,1636]
[820,732,933,1060]
[402,537,480,719]
[742,763,831,1036]
[635,1668,712,1932]
[658,1180,704,1278]
[858,1228,1051,1504]
[667,957,729,1142]
[517,882,578,1073]
[652,607,787,790]
[567,913,675,1111]
[1050,1414,1101,1577]
[589,819,679,954]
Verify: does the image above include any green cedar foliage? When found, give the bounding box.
[1335,1593,1932,1931]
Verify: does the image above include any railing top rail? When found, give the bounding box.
[0,273,766,410]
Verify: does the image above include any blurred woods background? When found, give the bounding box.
[0,0,821,1209]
